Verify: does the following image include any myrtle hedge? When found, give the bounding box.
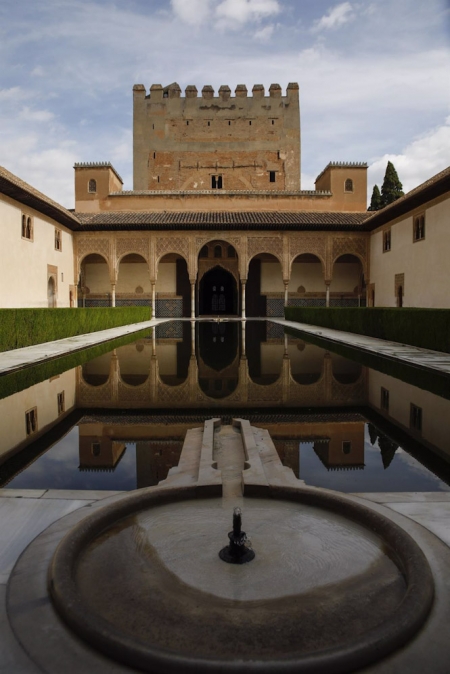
[284,307,450,354]
[0,307,151,353]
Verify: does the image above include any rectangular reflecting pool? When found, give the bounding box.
[1,320,449,493]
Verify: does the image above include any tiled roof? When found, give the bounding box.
[75,210,370,230]
[363,165,450,230]
[0,166,80,230]
[73,162,123,184]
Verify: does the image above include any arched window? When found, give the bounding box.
[88,179,97,193]
[413,215,425,241]
[199,245,208,258]
[21,214,27,238]
[214,245,222,258]
[227,246,236,258]
[26,217,32,240]
[345,178,353,192]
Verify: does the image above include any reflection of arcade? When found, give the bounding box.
[78,323,366,409]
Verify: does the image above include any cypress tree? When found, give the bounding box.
[368,184,382,211]
[380,161,404,208]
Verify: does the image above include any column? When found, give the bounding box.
[190,282,196,319]
[241,281,246,319]
[284,281,289,307]
[325,282,330,308]
[151,282,156,317]
[241,321,246,357]
[191,320,196,356]
[111,284,116,308]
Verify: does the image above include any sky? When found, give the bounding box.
[0,0,449,208]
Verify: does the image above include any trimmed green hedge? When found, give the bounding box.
[284,307,450,354]
[0,307,151,353]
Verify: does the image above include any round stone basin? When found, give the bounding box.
[49,486,434,674]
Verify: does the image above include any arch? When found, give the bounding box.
[289,342,324,385]
[196,239,238,264]
[47,276,56,308]
[345,178,354,192]
[331,353,362,384]
[199,266,238,315]
[117,342,151,386]
[330,254,365,307]
[79,253,110,306]
[289,252,326,277]
[156,253,190,317]
[214,244,222,258]
[289,254,326,306]
[247,252,283,318]
[117,253,150,306]
[88,179,97,193]
[21,214,26,237]
[197,321,239,398]
[81,353,111,387]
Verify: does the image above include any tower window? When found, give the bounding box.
[249,120,252,126]
[228,120,231,126]
[211,175,223,189]
[345,178,354,192]
[269,171,276,183]
[88,179,97,193]
[207,121,211,126]
[153,152,156,159]
[271,119,275,125]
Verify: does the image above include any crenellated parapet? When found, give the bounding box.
[133,82,299,101]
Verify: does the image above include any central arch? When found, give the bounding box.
[199,266,238,315]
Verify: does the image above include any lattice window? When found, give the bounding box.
[345,178,354,192]
[88,179,97,193]
[383,229,391,252]
[413,214,425,242]
[22,215,33,240]
[25,407,38,435]
[55,229,62,251]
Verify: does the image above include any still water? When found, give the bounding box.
[0,320,449,493]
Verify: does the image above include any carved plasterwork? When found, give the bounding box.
[116,238,149,263]
[156,236,189,261]
[332,237,367,267]
[77,237,111,262]
[247,236,283,262]
[289,235,326,268]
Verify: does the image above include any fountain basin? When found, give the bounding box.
[48,484,434,674]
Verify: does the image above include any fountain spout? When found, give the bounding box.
[219,507,255,564]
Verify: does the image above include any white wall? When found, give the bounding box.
[0,194,75,308]
[156,262,177,293]
[117,263,151,293]
[0,369,76,461]
[369,195,450,307]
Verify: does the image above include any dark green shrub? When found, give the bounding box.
[284,307,450,353]
[0,307,151,353]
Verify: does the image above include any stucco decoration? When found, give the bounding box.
[247,236,283,262]
[77,238,111,263]
[116,238,149,263]
[289,235,326,271]
[156,236,189,261]
[332,236,367,268]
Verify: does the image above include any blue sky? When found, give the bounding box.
[0,0,449,208]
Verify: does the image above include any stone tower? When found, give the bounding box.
[133,82,300,192]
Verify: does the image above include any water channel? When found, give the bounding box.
[0,320,449,494]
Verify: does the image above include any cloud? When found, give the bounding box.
[311,2,354,32]
[171,0,212,26]
[216,0,280,27]
[369,116,450,198]
[18,107,55,123]
[253,23,275,40]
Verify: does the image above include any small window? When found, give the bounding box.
[381,387,389,412]
[214,245,222,258]
[163,90,168,98]
[186,120,189,126]
[227,246,236,258]
[383,229,391,252]
[25,408,38,436]
[88,179,97,193]
[345,178,353,192]
[207,121,211,126]
[211,175,223,189]
[91,442,101,457]
[57,391,65,416]
[269,171,276,183]
[55,229,62,251]
[200,245,208,258]
[410,404,422,432]
[228,120,231,126]
[342,441,352,455]
[249,120,252,126]
[413,214,425,242]
[22,215,33,240]
[157,176,160,183]
[153,152,156,159]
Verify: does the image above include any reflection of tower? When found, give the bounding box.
[272,439,300,478]
[313,422,365,470]
[78,434,126,472]
[136,440,183,488]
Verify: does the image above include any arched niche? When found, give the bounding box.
[47,276,56,308]
[116,254,150,305]
[289,254,325,306]
[331,353,362,384]
[157,253,190,317]
[81,353,112,386]
[199,266,238,315]
[117,343,151,386]
[79,254,110,306]
[288,342,324,385]
[198,322,239,398]
[247,253,283,317]
[330,254,365,307]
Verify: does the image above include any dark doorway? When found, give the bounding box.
[199,267,238,315]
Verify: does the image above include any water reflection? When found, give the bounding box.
[0,321,449,492]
